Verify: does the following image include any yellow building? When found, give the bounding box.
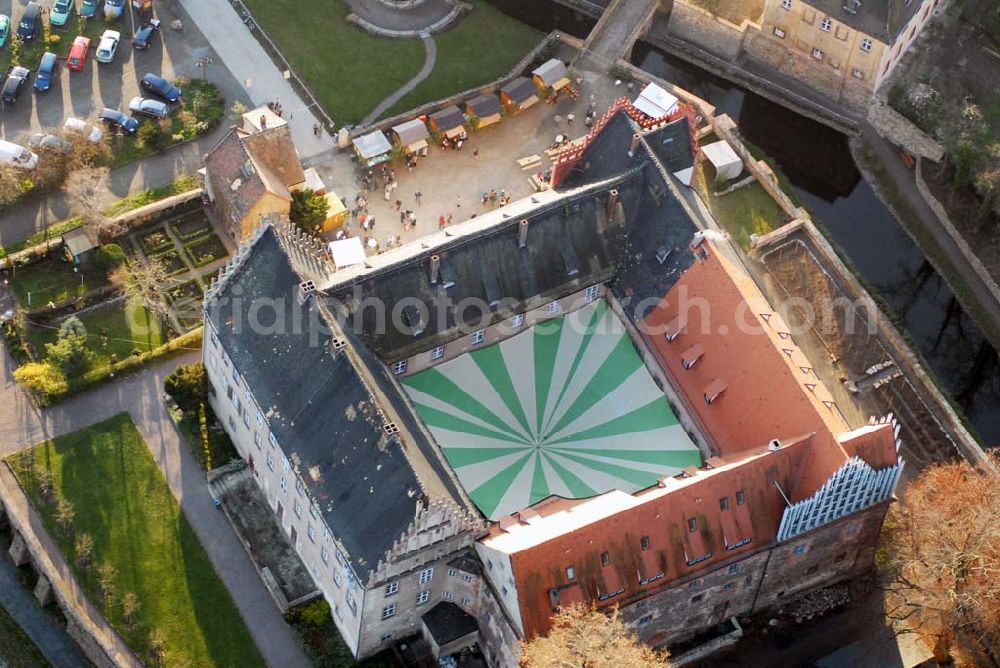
[747,0,942,108]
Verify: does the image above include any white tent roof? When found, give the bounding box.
[391,118,429,146]
[633,82,679,120]
[701,140,743,180]
[328,237,366,268]
[353,130,392,159]
[532,58,568,87]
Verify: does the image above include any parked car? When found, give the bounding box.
[2,66,30,104]
[16,2,42,41]
[64,117,104,142]
[67,36,91,72]
[81,0,100,18]
[29,133,73,154]
[0,15,9,48]
[105,0,124,19]
[0,140,39,170]
[50,0,74,27]
[140,73,181,103]
[99,108,139,134]
[34,52,58,92]
[128,96,169,118]
[133,19,160,50]
[95,30,120,63]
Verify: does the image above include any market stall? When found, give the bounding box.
[464,93,502,128]
[532,58,570,92]
[328,236,366,269]
[500,77,539,113]
[390,118,430,156]
[428,106,467,144]
[701,140,743,181]
[352,130,393,167]
[321,192,348,233]
[633,82,680,120]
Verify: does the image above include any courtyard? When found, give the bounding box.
[7,414,264,667]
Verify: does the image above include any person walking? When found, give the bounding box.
[395,199,402,211]
[472,148,479,159]
[414,191,422,205]
[438,215,446,230]
[313,123,321,137]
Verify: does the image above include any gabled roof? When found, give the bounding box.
[207,228,429,577]
[429,106,465,132]
[644,115,696,181]
[501,77,538,105]
[465,93,501,118]
[532,58,568,87]
[391,118,430,146]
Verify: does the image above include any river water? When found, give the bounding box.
[485,1,1000,445]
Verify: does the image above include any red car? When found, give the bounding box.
[67,36,91,72]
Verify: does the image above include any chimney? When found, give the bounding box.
[260,114,267,130]
[430,255,440,284]
[296,280,316,305]
[606,189,619,220]
[768,439,782,452]
[518,219,529,248]
[628,133,641,157]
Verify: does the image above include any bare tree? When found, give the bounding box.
[881,453,1000,662]
[519,604,671,667]
[36,469,55,503]
[148,628,166,666]
[97,562,117,604]
[122,592,140,629]
[109,256,171,320]
[55,497,75,536]
[65,167,112,231]
[75,533,95,570]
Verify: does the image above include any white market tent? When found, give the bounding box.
[532,58,570,90]
[353,130,393,167]
[633,82,679,120]
[701,140,743,181]
[390,118,430,154]
[328,237,367,269]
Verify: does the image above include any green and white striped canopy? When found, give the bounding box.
[401,300,701,520]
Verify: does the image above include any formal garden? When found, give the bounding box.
[3,201,230,405]
[7,415,264,667]
[239,0,541,124]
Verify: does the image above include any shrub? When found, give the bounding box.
[164,363,207,414]
[14,362,68,399]
[47,34,61,46]
[137,122,167,150]
[92,243,127,271]
[45,318,92,377]
[289,189,329,233]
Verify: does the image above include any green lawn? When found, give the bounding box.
[9,257,108,307]
[381,1,543,119]
[27,298,165,371]
[241,0,540,124]
[694,164,788,249]
[0,604,50,668]
[8,415,265,668]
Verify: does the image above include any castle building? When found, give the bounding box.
[203,99,901,664]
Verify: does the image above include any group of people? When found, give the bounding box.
[440,132,467,150]
[480,188,510,208]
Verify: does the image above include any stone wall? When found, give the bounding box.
[867,101,945,161]
[664,0,756,61]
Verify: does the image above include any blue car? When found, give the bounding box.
[140,73,181,103]
[34,52,58,92]
[104,0,124,19]
[81,0,100,18]
[99,108,139,134]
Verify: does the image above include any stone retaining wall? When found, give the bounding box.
[664,0,756,61]
[868,102,945,161]
[914,158,1000,307]
[0,464,142,668]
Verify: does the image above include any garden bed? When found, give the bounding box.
[694,164,788,249]
[169,212,214,242]
[184,234,229,268]
[139,227,173,255]
[7,415,264,667]
[151,249,189,276]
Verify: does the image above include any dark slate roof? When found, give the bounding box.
[422,602,479,645]
[807,0,921,43]
[501,77,537,105]
[465,93,501,118]
[644,115,695,176]
[208,228,424,577]
[337,109,699,362]
[205,130,266,226]
[430,106,465,132]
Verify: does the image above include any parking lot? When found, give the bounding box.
[0,0,246,144]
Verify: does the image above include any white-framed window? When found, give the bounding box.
[307,524,316,542]
[267,454,275,471]
[462,574,473,584]
[256,410,264,427]
[736,489,746,505]
[431,345,445,361]
[565,566,575,580]
[547,301,561,315]
[812,47,824,61]
[222,376,229,393]
[419,567,434,584]
[210,355,218,371]
[793,543,808,556]
[416,590,429,606]
[280,477,288,494]
[511,313,525,328]
[860,38,872,52]
[385,581,398,596]
[254,432,262,449]
[295,479,304,496]
[461,596,471,606]
[585,285,600,302]
[442,591,453,600]
[820,17,832,31]
[448,568,458,577]
[282,456,290,471]
[346,592,356,613]
[638,614,653,626]
[728,564,740,574]
[773,26,786,38]
[269,432,277,448]
[851,67,865,79]
[310,505,319,520]
[323,527,330,544]
[780,0,791,8]
[211,331,219,348]
[334,571,342,587]
[336,550,345,567]
[471,329,485,345]
[381,604,395,619]
[392,359,407,375]
[243,412,250,428]
[233,368,241,384]
[322,547,329,564]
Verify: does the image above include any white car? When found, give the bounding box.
[63,117,104,143]
[0,139,39,170]
[95,30,121,63]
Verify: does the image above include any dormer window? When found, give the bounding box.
[704,379,727,404]
[681,343,704,369]
[640,536,651,551]
[688,517,698,533]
